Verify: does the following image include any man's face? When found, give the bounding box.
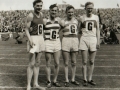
[66,8,74,19]
[49,7,58,18]
[34,2,43,13]
[86,4,94,15]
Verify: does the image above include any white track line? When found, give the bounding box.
[0,49,120,51]
[0,64,120,68]
[0,73,119,77]
[0,54,120,56]
[0,48,26,49]
[0,48,120,50]
[1,58,120,61]
[0,87,26,88]
[0,87,119,90]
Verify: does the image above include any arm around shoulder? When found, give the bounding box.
[77,16,83,35]
[43,18,47,25]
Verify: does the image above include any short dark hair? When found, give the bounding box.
[33,0,43,6]
[85,2,94,8]
[49,4,58,10]
[66,5,74,13]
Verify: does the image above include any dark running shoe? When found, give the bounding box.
[71,81,80,85]
[83,80,88,86]
[47,81,52,88]
[53,82,61,87]
[88,80,96,86]
[64,82,69,87]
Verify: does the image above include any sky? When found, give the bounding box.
[0,0,120,11]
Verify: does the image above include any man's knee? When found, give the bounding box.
[89,60,94,65]
[71,62,76,66]
[64,62,68,67]
[82,60,87,65]
[46,62,51,67]
[46,57,51,67]
[35,58,41,67]
[54,63,59,68]
[28,63,35,69]
[34,61,40,67]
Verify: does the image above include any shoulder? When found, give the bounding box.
[26,13,33,22]
[56,17,61,22]
[78,15,84,23]
[40,12,43,18]
[55,17,63,26]
[61,18,65,24]
[60,18,65,27]
[74,17,79,22]
[43,18,47,22]
[43,18,47,25]
[93,14,99,20]
[55,17,63,24]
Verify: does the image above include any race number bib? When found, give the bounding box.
[69,24,77,34]
[86,21,94,31]
[38,24,43,35]
[50,29,57,40]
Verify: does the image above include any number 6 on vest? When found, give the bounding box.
[69,24,77,34]
[50,29,57,40]
[38,24,43,35]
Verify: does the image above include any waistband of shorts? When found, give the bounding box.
[63,35,78,38]
[81,36,96,38]
[45,37,59,41]
[31,35,43,36]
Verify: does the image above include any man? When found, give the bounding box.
[43,4,62,88]
[25,0,45,90]
[79,2,100,86]
[61,5,80,87]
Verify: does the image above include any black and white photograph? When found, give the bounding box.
[0,0,120,90]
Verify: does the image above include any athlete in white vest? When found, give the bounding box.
[79,2,100,86]
[61,5,80,87]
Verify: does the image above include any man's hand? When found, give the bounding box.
[30,40,35,48]
[96,44,100,49]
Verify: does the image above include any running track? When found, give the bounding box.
[0,38,120,90]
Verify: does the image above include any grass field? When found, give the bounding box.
[0,37,120,90]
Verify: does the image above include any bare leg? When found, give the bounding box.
[81,50,88,81]
[27,53,35,90]
[53,50,61,83]
[45,52,52,82]
[70,52,77,82]
[33,52,42,86]
[62,51,69,82]
[88,51,96,81]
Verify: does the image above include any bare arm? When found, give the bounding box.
[96,16,100,49]
[43,18,47,38]
[77,17,82,35]
[59,19,65,31]
[25,13,34,47]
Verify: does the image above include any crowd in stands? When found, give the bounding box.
[100,24,120,44]
[0,8,120,44]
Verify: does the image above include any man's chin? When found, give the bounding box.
[70,16,73,18]
[88,13,92,15]
[36,10,41,13]
[51,15,56,18]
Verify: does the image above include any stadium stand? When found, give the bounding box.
[0,9,120,43]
